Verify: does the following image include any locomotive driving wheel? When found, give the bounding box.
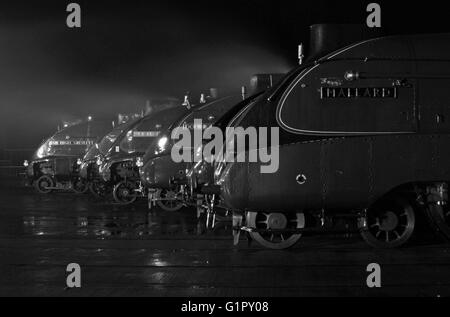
[360,196,415,248]
[156,189,184,212]
[113,181,137,205]
[89,181,107,198]
[72,177,89,194]
[34,175,55,194]
[246,212,305,250]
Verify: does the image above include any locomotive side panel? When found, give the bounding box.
[245,142,323,211]
[416,59,450,133]
[277,59,416,135]
[320,138,370,210]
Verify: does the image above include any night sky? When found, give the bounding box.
[0,0,448,148]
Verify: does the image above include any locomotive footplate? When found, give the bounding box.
[236,226,359,235]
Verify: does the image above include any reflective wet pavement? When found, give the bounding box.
[1,177,450,297]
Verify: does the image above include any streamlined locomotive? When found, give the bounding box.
[97,107,188,205]
[25,119,111,194]
[140,94,246,212]
[141,78,283,213]
[79,118,139,197]
[214,31,450,249]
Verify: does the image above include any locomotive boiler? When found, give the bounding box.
[25,119,111,194]
[97,106,188,205]
[214,29,450,249]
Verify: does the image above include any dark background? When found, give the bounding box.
[0,0,447,149]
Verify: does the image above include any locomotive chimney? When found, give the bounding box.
[307,24,384,61]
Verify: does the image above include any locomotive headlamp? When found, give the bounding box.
[136,156,144,168]
[155,136,169,155]
[77,158,82,165]
[344,71,360,81]
[23,160,29,167]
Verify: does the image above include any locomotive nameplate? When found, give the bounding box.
[320,87,397,99]
[132,131,161,137]
[49,140,94,146]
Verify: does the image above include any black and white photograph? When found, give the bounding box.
[0,0,449,305]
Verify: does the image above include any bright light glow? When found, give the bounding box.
[36,143,47,159]
[136,157,144,167]
[23,160,29,167]
[155,136,169,154]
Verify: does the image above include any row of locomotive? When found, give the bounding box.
[26,25,450,249]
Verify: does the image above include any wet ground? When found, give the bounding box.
[1,175,450,297]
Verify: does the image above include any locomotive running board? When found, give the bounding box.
[237,226,359,235]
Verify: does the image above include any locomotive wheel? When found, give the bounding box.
[246,212,305,250]
[426,203,450,242]
[89,181,107,198]
[72,178,89,194]
[112,181,137,205]
[34,175,55,194]
[156,189,184,212]
[360,196,415,248]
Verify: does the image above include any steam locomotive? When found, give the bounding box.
[140,78,283,213]
[97,107,188,205]
[79,118,140,197]
[140,93,246,212]
[25,119,111,194]
[208,26,450,249]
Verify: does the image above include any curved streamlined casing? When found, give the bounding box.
[27,120,112,183]
[109,106,188,161]
[79,119,139,180]
[218,33,450,212]
[141,154,189,189]
[140,95,244,189]
[219,134,450,211]
[31,120,111,161]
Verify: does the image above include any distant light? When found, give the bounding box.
[23,160,29,167]
[136,156,144,167]
[63,123,69,128]
[88,116,93,121]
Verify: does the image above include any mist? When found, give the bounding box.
[0,1,292,149]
